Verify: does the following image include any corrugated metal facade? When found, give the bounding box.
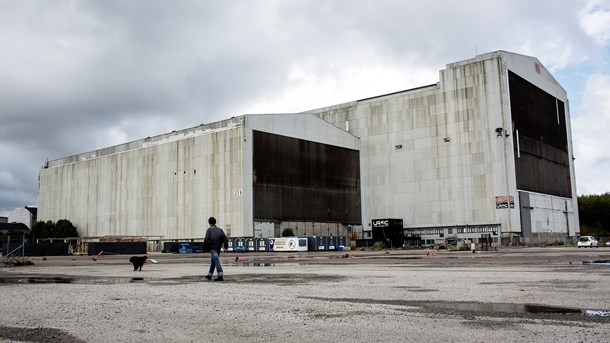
[252,130,361,223]
[509,71,571,198]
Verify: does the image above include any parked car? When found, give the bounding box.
[577,236,599,248]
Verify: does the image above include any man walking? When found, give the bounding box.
[203,217,228,281]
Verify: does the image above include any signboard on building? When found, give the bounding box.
[372,218,403,228]
[495,196,514,209]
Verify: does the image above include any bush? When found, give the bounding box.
[281,228,295,237]
[372,242,385,250]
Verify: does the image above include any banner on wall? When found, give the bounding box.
[495,195,515,209]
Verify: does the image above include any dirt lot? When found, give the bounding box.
[1,247,609,342]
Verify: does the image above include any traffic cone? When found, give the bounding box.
[92,251,104,261]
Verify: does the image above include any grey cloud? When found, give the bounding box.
[0,0,607,215]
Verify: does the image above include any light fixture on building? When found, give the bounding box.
[495,127,503,137]
[443,137,451,142]
[395,144,403,149]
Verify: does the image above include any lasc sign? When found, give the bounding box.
[372,220,389,227]
[372,218,402,227]
[372,219,403,228]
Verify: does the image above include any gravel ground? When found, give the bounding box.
[1,248,609,342]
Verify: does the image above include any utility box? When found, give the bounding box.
[338,236,347,248]
[306,236,327,251]
[256,238,268,251]
[226,239,236,252]
[327,236,337,250]
[245,238,257,252]
[234,238,246,252]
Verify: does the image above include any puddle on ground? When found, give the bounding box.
[425,301,610,318]
[230,262,277,267]
[0,273,344,286]
[427,302,581,314]
[301,296,610,318]
[583,260,610,265]
[231,262,316,267]
[363,256,423,260]
[430,302,610,317]
[0,276,215,285]
[0,276,149,285]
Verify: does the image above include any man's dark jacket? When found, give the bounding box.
[203,225,228,252]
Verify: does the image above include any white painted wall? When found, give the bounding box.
[529,193,572,234]
[8,207,35,228]
[310,51,578,239]
[39,118,246,238]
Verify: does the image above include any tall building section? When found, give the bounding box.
[38,51,578,245]
[310,51,578,245]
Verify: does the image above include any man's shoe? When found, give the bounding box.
[205,275,212,280]
[214,276,224,281]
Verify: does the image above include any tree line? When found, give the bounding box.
[29,219,79,240]
[578,193,610,237]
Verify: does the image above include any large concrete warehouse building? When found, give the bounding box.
[38,50,579,246]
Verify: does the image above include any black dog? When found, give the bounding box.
[129,256,147,271]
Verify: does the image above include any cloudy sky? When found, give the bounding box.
[1,0,609,216]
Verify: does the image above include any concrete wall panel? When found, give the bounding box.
[39,120,246,239]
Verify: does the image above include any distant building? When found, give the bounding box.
[38,51,578,245]
[0,222,30,236]
[8,206,37,229]
[0,216,7,224]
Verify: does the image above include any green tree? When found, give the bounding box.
[30,220,54,240]
[578,193,610,237]
[55,219,78,237]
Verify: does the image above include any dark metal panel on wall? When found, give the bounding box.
[253,130,361,223]
[509,71,571,197]
[519,191,532,239]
